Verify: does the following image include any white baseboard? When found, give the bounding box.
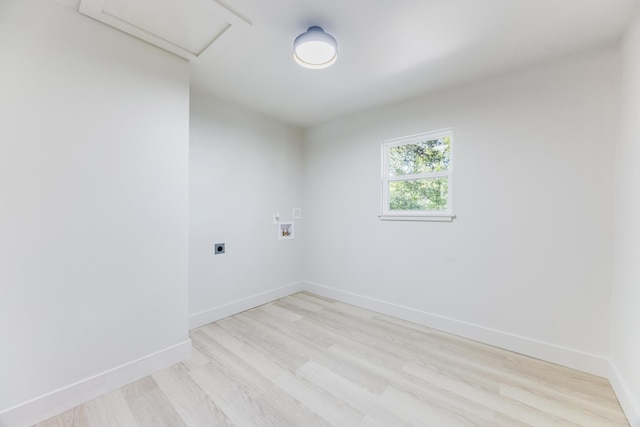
[0,339,191,427]
[303,281,611,378]
[608,362,640,427]
[189,282,306,330]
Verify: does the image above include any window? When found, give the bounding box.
[380,128,454,221]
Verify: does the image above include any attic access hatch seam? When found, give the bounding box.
[79,0,250,61]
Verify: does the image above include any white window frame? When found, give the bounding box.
[380,128,455,222]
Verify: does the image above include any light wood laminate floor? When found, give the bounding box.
[35,292,629,426]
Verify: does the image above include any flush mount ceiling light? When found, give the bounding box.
[293,26,337,69]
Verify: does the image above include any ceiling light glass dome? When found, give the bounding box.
[293,26,337,69]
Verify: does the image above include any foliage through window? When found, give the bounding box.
[381,129,452,217]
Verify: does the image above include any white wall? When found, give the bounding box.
[611,7,640,426]
[189,93,304,328]
[303,47,619,371]
[0,0,190,424]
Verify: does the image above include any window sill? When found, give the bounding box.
[378,214,456,222]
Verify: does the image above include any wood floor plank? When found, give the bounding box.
[499,383,629,427]
[493,412,536,426]
[327,343,497,425]
[35,292,630,427]
[402,360,584,427]
[188,362,276,426]
[121,376,187,427]
[200,323,365,426]
[240,307,393,394]
[379,385,486,427]
[296,360,414,427]
[200,324,282,381]
[503,352,619,402]
[259,301,305,322]
[83,389,138,427]
[215,315,309,371]
[191,328,330,427]
[34,406,88,427]
[279,295,324,312]
[276,301,414,368]
[295,316,408,368]
[246,306,336,350]
[153,363,233,427]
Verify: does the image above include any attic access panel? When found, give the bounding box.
[79,0,250,61]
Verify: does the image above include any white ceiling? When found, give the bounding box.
[187,0,638,127]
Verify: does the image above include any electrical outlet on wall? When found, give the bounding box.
[273,212,279,224]
[293,208,301,219]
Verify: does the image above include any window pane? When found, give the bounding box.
[389,178,448,211]
[388,136,451,176]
